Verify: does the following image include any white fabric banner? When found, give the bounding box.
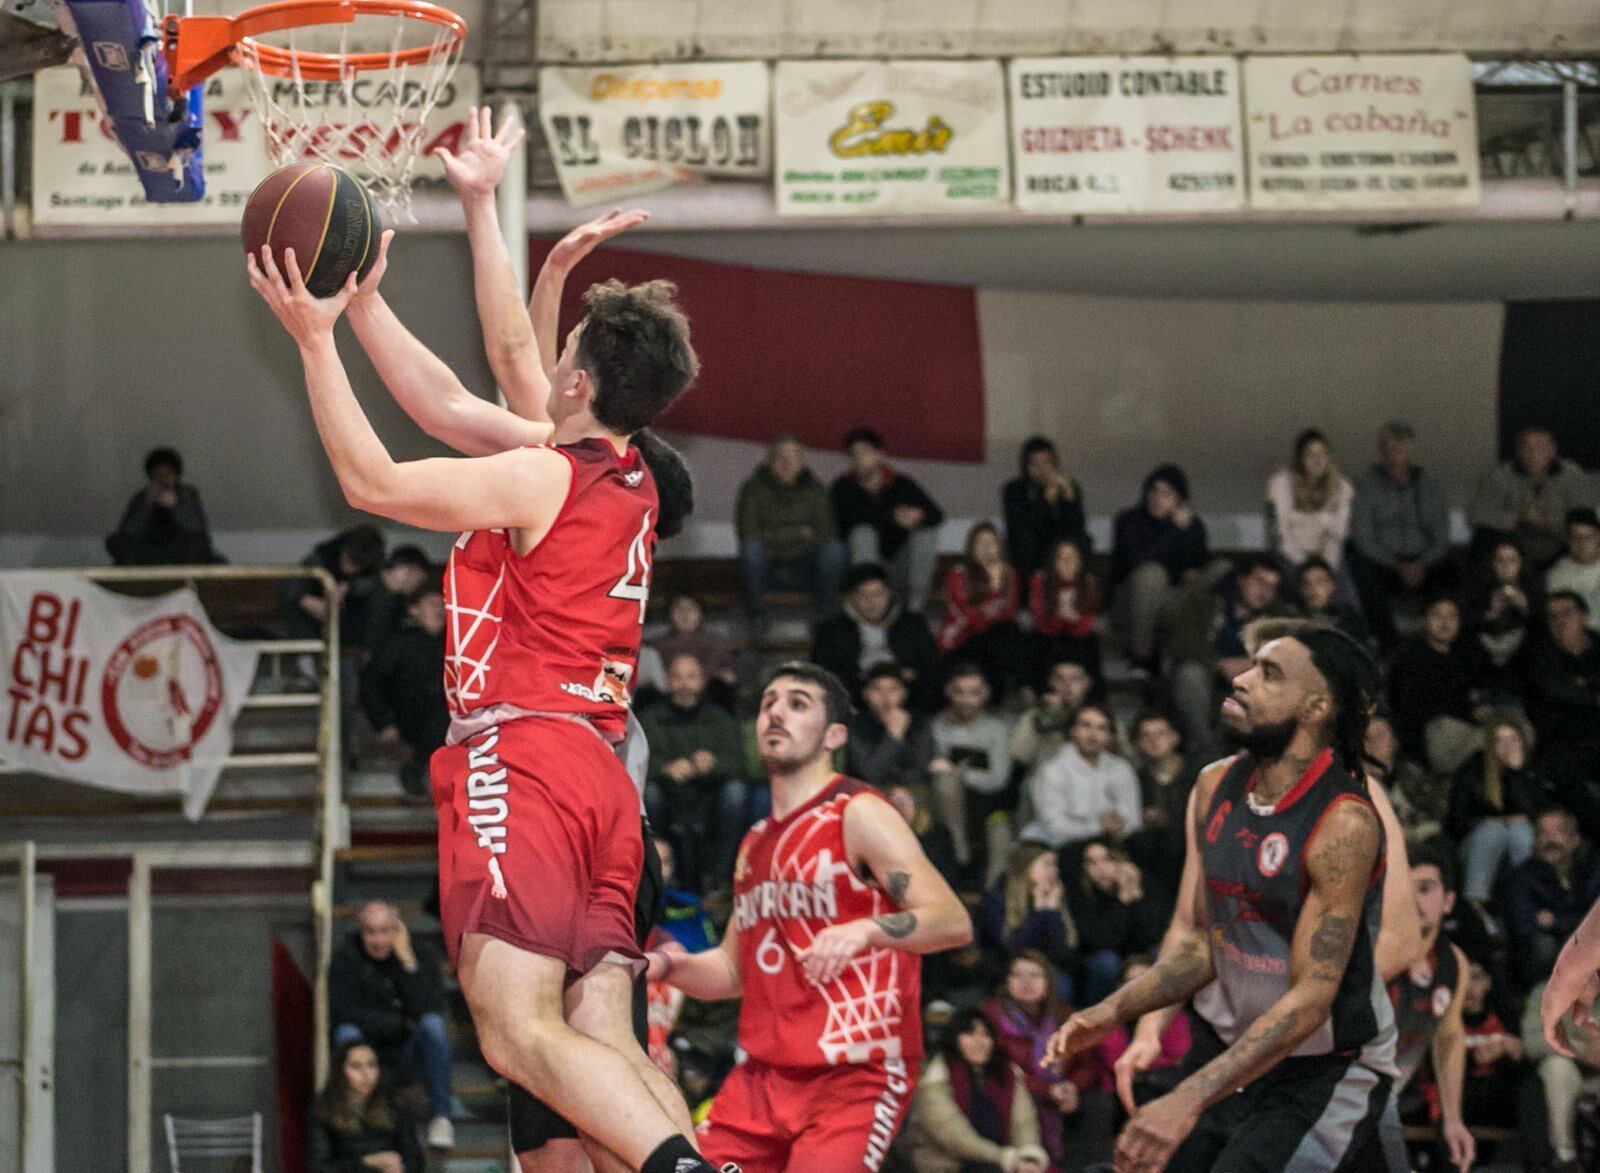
[1010,57,1245,214]
[538,62,771,206]
[0,575,260,819]
[1243,54,1481,210]
[775,59,1009,217]
[30,63,479,227]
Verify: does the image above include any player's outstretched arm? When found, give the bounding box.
[792,792,973,985]
[529,210,651,384]
[436,106,553,422]
[649,919,742,1002]
[1543,893,1600,1056]
[1045,766,1222,1073]
[248,246,571,534]
[341,231,552,456]
[1369,777,1425,981]
[1433,944,1476,1172]
[1114,795,1382,1171]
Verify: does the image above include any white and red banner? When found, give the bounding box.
[0,575,260,818]
[538,62,771,206]
[1243,54,1480,210]
[30,63,479,227]
[1009,56,1245,214]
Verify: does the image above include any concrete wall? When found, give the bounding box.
[0,232,1503,565]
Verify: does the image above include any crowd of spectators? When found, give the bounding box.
[240,416,1600,1169]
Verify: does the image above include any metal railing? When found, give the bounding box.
[0,563,346,1165]
[0,842,38,1173]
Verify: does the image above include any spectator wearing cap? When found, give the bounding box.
[1349,420,1454,648]
[1546,507,1600,622]
[1109,464,1209,669]
[1470,425,1597,569]
[108,447,222,566]
[1003,436,1090,580]
[812,563,941,712]
[735,434,847,632]
[830,427,945,613]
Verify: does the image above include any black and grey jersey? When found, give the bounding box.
[1191,750,1397,1076]
[1387,937,1460,1085]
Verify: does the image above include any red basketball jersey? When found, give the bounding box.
[443,439,657,740]
[731,776,922,1070]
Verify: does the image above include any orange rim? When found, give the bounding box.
[163,0,466,93]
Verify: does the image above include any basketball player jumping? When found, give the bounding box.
[1047,627,1396,1172]
[648,663,972,1172]
[431,108,696,1173]
[246,156,724,1173]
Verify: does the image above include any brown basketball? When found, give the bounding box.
[241,162,382,298]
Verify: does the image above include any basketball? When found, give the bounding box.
[241,162,382,298]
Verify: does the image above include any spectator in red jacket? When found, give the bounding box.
[1028,538,1102,679]
[938,522,1028,699]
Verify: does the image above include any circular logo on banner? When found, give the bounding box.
[1433,985,1452,1017]
[1258,832,1290,878]
[101,614,225,768]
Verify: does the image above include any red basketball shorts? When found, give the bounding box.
[696,1057,916,1173]
[430,716,643,975]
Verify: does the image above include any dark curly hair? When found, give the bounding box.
[577,279,699,435]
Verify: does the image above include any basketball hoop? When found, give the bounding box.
[162,0,467,212]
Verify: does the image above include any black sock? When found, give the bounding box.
[640,1135,715,1173]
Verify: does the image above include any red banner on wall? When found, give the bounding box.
[528,243,987,462]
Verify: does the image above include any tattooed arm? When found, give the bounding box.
[793,793,973,985]
[1113,794,1383,1171]
[1045,762,1224,1071]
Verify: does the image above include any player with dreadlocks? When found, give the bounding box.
[1046,626,1398,1171]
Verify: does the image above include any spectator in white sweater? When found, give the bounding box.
[1266,429,1355,572]
[1546,507,1600,621]
[932,663,1018,885]
[1021,704,1142,848]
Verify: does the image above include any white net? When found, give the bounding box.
[234,10,462,215]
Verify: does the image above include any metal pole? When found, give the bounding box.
[312,573,342,1091]
[2,82,17,241]
[17,842,33,1173]
[1563,77,1579,221]
[128,854,152,1173]
[495,97,530,410]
